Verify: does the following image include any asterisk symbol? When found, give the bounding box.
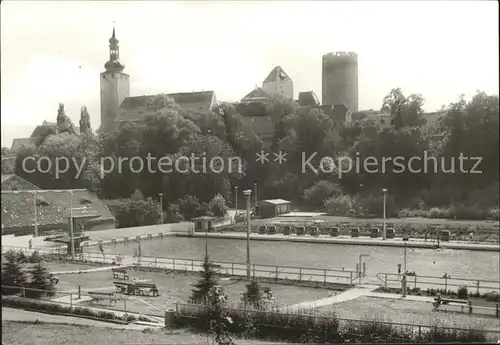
[255,150,269,164]
[273,151,287,164]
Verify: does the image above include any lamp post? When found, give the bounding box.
[68,191,75,260]
[403,238,408,274]
[382,188,388,240]
[234,186,238,221]
[253,183,257,206]
[33,191,38,237]
[243,189,252,279]
[159,193,163,224]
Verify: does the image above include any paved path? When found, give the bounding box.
[52,265,129,275]
[288,284,379,310]
[1,307,157,330]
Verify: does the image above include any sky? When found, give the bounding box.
[1,1,498,148]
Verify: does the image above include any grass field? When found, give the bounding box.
[315,296,500,332]
[55,268,334,315]
[2,321,284,345]
[44,261,108,273]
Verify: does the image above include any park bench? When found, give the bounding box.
[258,226,267,234]
[309,227,319,236]
[88,291,120,306]
[112,268,129,280]
[134,282,159,297]
[296,226,305,236]
[330,227,339,237]
[268,226,277,235]
[433,297,468,312]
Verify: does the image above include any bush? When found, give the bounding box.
[174,304,488,343]
[428,207,450,219]
[354,194,397,217]
[209,194,228,217]
[1,295,134,322]
[113,198,162,228]
[324,195,355,216]
[457,285,468,299]
[448,203,488,220]
[303,181,341,207]
[484,291,500,303]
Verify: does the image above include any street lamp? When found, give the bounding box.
[32,191,38,237]
[403,238,408,274]
[159,193,163,224]
[382,188,388,240]
[234,186,238,220]
[68,191,75,260]
[243,189,252,279]
[253,183,257,206]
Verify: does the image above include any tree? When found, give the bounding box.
[209,194,228,217]
[79,106,92,134]
[303,181,342,207]
[114,198,161,228]
[381,88,426,129]
[207,285,234,345]
[26,262,56,298]
[1,250,27,295]
[56,103,77,135]
[242,279,263,309]
[191,253,217,304]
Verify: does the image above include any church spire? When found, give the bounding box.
[104,25,125,72]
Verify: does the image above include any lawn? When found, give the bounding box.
[1,321,285,345]
[315,296,500,332]
[43,261,106,273]
[54,267,334,315]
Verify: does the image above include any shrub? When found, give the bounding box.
[487,208,500,220]
[324,195,355,216]
[209,194,228,217]
[428,207,450,219]
[484,291,500,303]
[303,181,341,207]
[457,285,468,299]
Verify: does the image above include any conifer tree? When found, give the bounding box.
[191,253,217,304]
[243,279,263,309]
[208,285,234,345]
[1,250,27,295]
[27,262,55,298]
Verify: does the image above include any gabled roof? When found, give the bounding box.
[11,138,34,153]
[1,174,40,190]
[263,66,292,84]
[298,91,320,107]
[1,189,115,230]
[118,91,216,122]
[241,87,270,103]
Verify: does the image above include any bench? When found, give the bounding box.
[433,298,469,312]
[134,283,159,297]
[88,291,120,306]
[112,268,129,280]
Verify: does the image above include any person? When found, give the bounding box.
[401,275,407,297]
[397,264,401,278]
[28,239,32,250]
[434,293,442,310]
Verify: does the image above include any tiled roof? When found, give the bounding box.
[118,91,216,122]
[1,174,14,183]
[1,174,40,190]
[1,189,115,230]
[241,87,270,103]
[11,138,34,152]
[298,91,320,106]
[263,66,292,84]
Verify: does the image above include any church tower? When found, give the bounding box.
[100,27,130,132]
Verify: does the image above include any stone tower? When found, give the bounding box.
[100,27,130,132]
[262,66,293,100]
[322,52,358,112]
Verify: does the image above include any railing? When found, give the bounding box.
[81,251,356,285]
[376,272,500,294]
[2,245,67,255]
[175,302,500,341]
